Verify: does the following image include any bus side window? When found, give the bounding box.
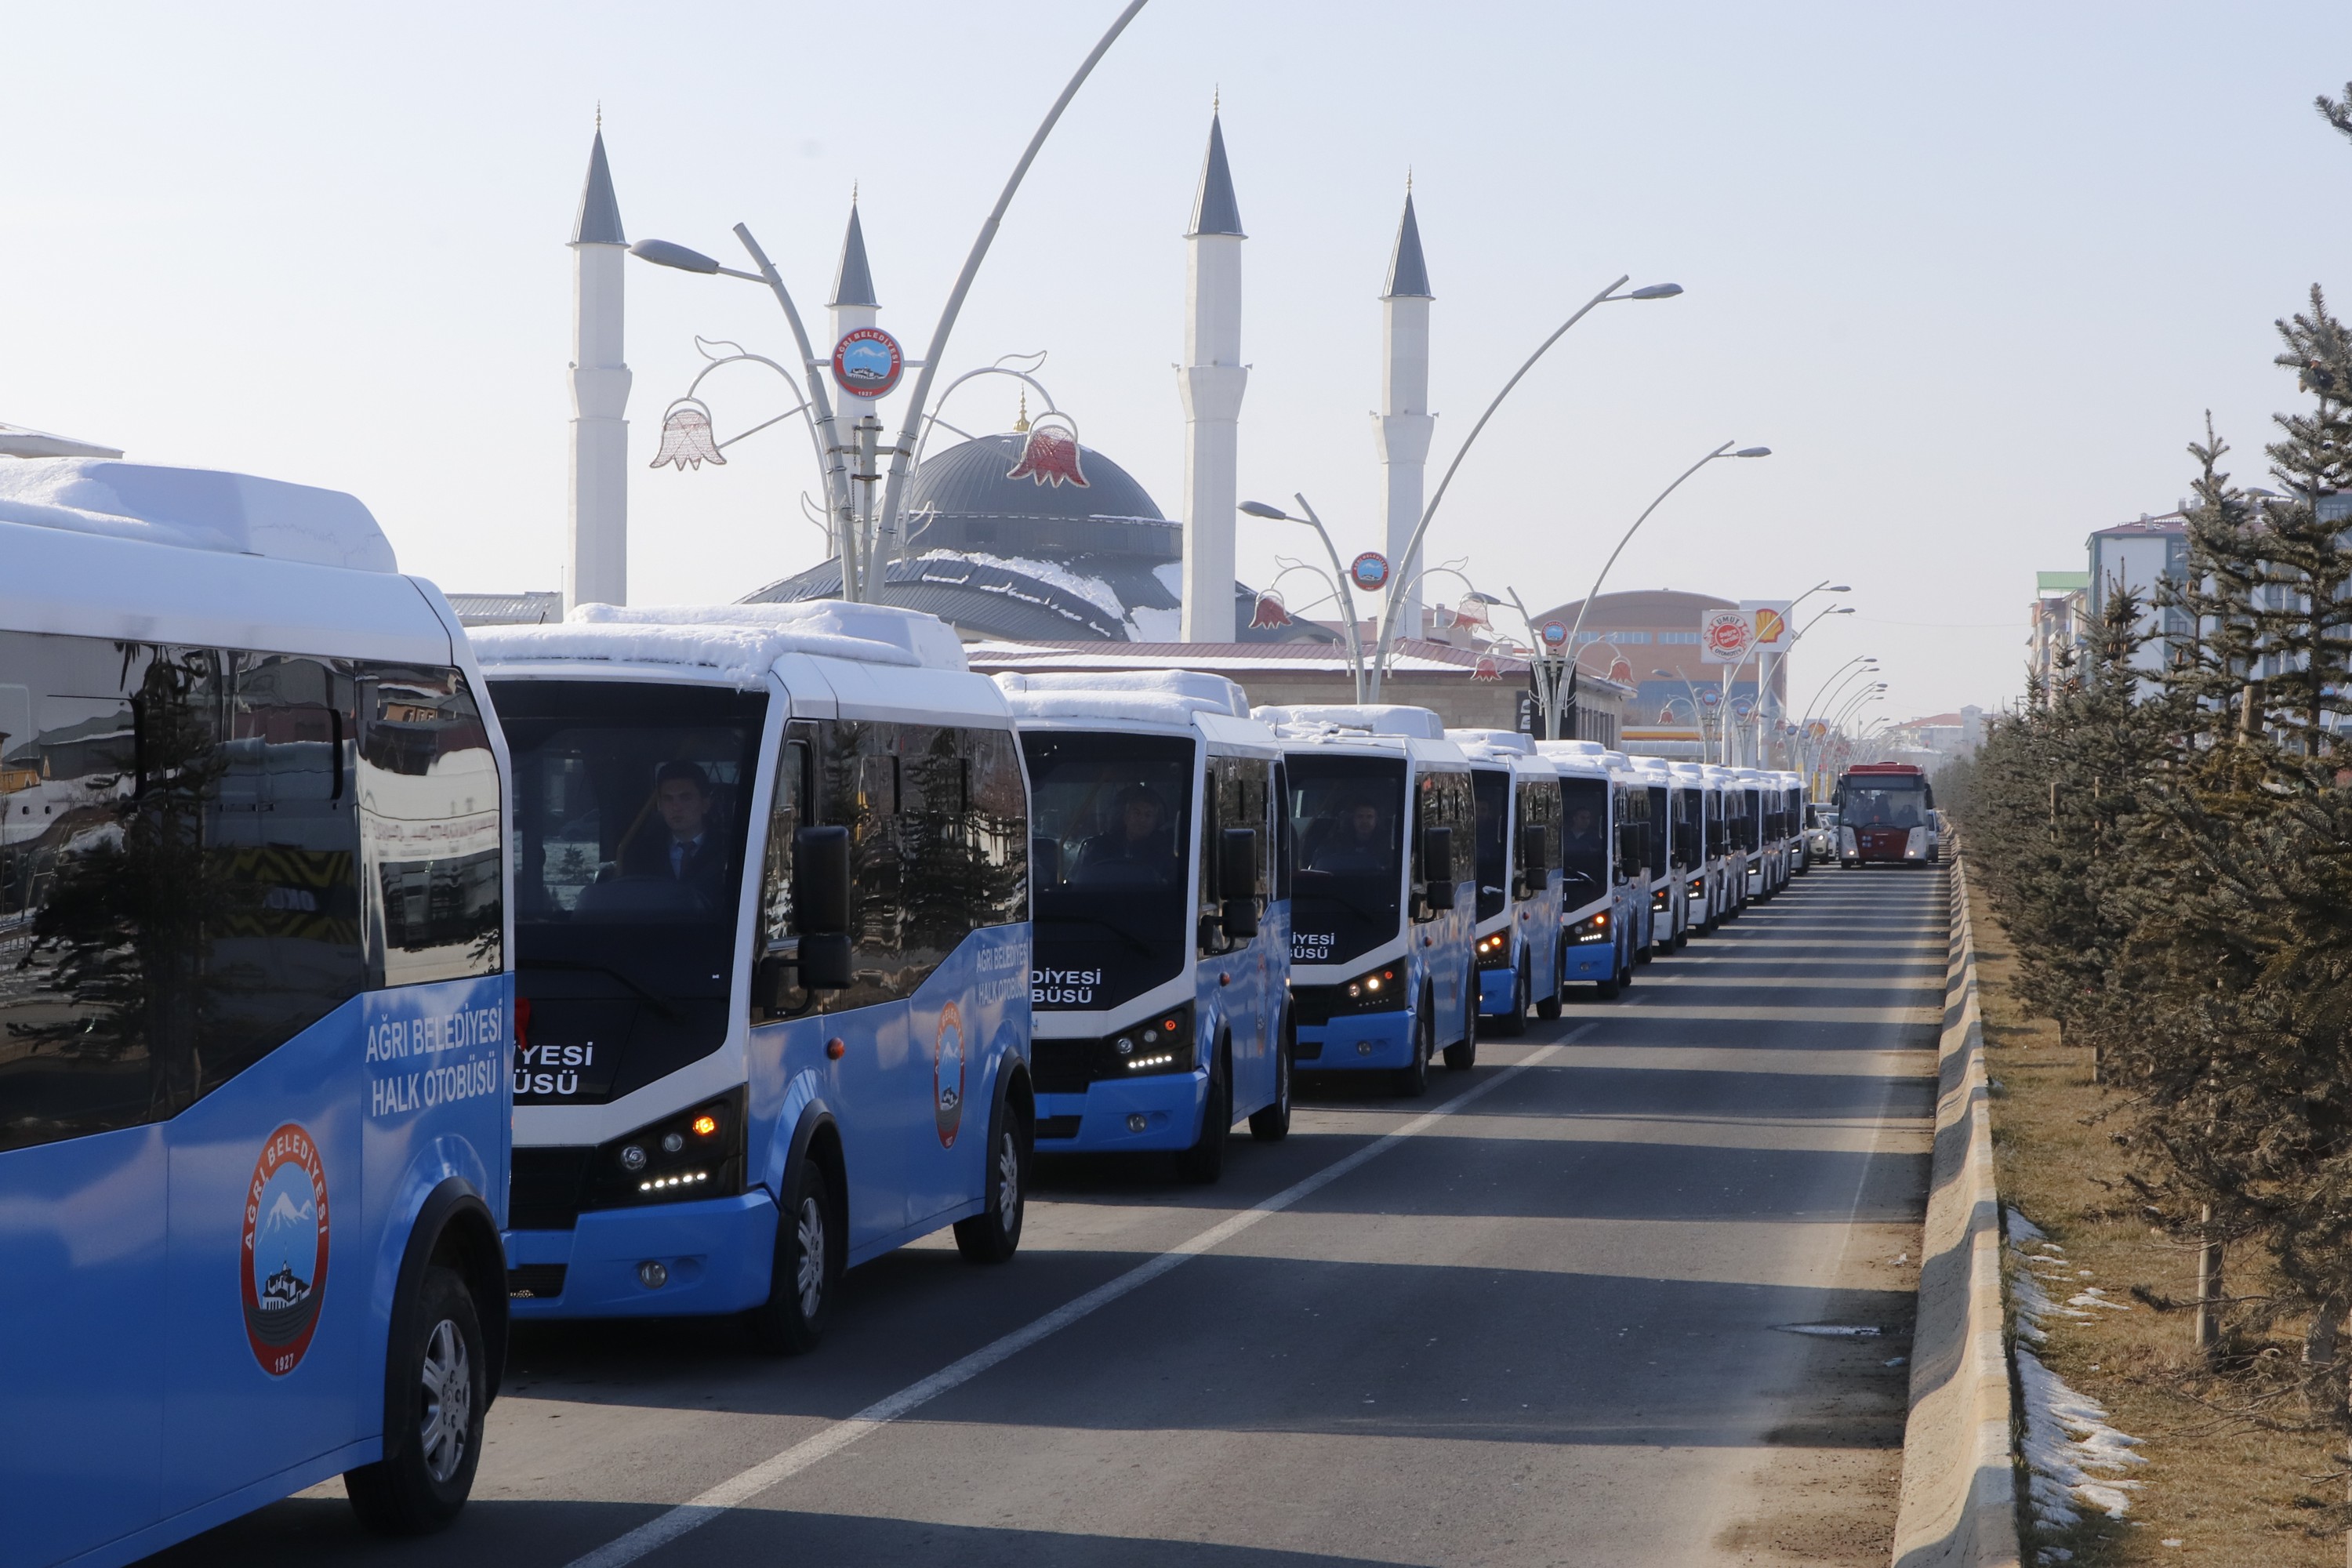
[900,724,980,988]
[0,635,380,1154]
[358,665,502,987]
[957,724,1028,928]
[816,720,906,1007]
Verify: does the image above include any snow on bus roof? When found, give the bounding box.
[0,457,397,572]
[993,669,1251,726]
[1252,703,1446,740]
[470,601,970,684]
[1446,728,1535,756]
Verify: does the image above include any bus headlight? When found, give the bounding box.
[586,1087,746,1210]
[1115,1005,1196,1076]
[1570,912,1611,944]
[1476,932,1513,969]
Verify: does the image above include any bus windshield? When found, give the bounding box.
[495,681,765,1103]
[1559,778,1610,901]
[1023,731,1195,1013]
[1843,783,1928,829]
[1472,769,1510,920]
[1288,754,1406,967]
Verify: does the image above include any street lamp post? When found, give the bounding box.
[1364,275,1689,699]
[630,0,1151,602]
[1549,441,1773,739]
[1804,658,1879,727]
[1240,495,1368,702]
[1747,600,1852,766]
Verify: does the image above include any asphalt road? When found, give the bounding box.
[153,865,1944,1568]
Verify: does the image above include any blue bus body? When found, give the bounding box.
[1703,764,1751,922]
[1447,732,1565,1033]
[997,672,1290,1173]
[1540,746,1642,996]
[472,604,1033,1345]
[1260,706,1477,1089]
[2,466,514,1565]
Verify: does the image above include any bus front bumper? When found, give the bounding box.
[1034,1069,1210,1152]
[1476,964,1519,1017]
[1560,939,1616,982]
[1295,1007,1415,1070]
[505,1191,779,1319]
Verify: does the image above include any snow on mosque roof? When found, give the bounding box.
[0,457,397,571]
[471,601,970,685]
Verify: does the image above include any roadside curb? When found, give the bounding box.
[1891,857,2021,1567]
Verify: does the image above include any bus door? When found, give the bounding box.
[1201,748,1275,1112]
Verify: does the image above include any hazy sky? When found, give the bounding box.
[6,2,2352,719]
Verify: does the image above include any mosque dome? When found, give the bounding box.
[742,427,1334,645]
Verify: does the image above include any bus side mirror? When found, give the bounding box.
[1032,835,1062,887]
[1219,827,1260,938]
[792,825,854,991]
[1422,826,1456,909]
[1520,825,1548,876]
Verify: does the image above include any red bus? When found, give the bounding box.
[1831,762,1934,869]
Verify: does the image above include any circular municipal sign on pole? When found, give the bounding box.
[1349,552,1391,592]
[831,328,905,399]
[1541,620,1569,649]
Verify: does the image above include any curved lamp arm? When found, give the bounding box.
[872,0,1152,593]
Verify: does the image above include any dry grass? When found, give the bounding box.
[1973,879,2347,1565]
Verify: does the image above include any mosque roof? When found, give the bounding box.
[572,130,626,246]
[829,202,878,308]
[1188,114,1245,238]
[1383,193,1432,299]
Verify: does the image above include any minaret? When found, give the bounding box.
[826,194,880,453]
[567,128,630,610]
[1377,187,1435,641]
[1179,111,1247,642]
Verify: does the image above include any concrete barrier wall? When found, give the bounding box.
[1892,859,2021,1568]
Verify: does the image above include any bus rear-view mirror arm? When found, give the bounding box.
[1218,827,1261,940]
[1421,827,1457,910]
[790,825,855,991]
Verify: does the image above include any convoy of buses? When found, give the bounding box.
[0,464,1835,1565]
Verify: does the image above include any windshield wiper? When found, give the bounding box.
[520,957,680,1018]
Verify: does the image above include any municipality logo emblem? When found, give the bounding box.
[933,1004,967,1148]
[241,1123,329,1377]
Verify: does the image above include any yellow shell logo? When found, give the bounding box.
[1753,607,1786,644]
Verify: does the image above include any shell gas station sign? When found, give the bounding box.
[1699,601,1794,664]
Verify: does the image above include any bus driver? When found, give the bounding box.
[628,760,729,898]
[1077,783,1180,883]
[1311,797,1390,874]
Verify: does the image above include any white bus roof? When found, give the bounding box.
[995,670,1276,753]
[1255,703,1447,741]
[1445,727,1534,755]
[0,463,459,666]
[0,456,397,572]
[471,602,969,684]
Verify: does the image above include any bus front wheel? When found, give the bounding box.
[747,1157,838,1354]
[1249,1033,1293,1142]
[1490,964,1529,1040]
[1176,1045,1231,1184]
[1395,1000,1432,1098]
[344,1265,487,1536]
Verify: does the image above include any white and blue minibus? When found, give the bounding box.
[1631,757,1686,953]
[1704,764,1752,920]
[1446,730,1565,1033]
[1540,745,1639,998]
[471,602,1032,1353]
[996,671,1290,1181]
[2,461,514,1563]
[1258,706,1477,1091]
[1734,768,1772,902]
[1671,760,1724,933]
[1602,751,1657,960]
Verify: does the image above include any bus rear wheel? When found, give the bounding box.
[344,1265,486,1536]
[953,1103,1029,1264]
[747,1157,837,1354]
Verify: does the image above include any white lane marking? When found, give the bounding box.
[564,1028,1593,1568]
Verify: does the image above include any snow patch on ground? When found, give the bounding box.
[2008,1210,2147,1531]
